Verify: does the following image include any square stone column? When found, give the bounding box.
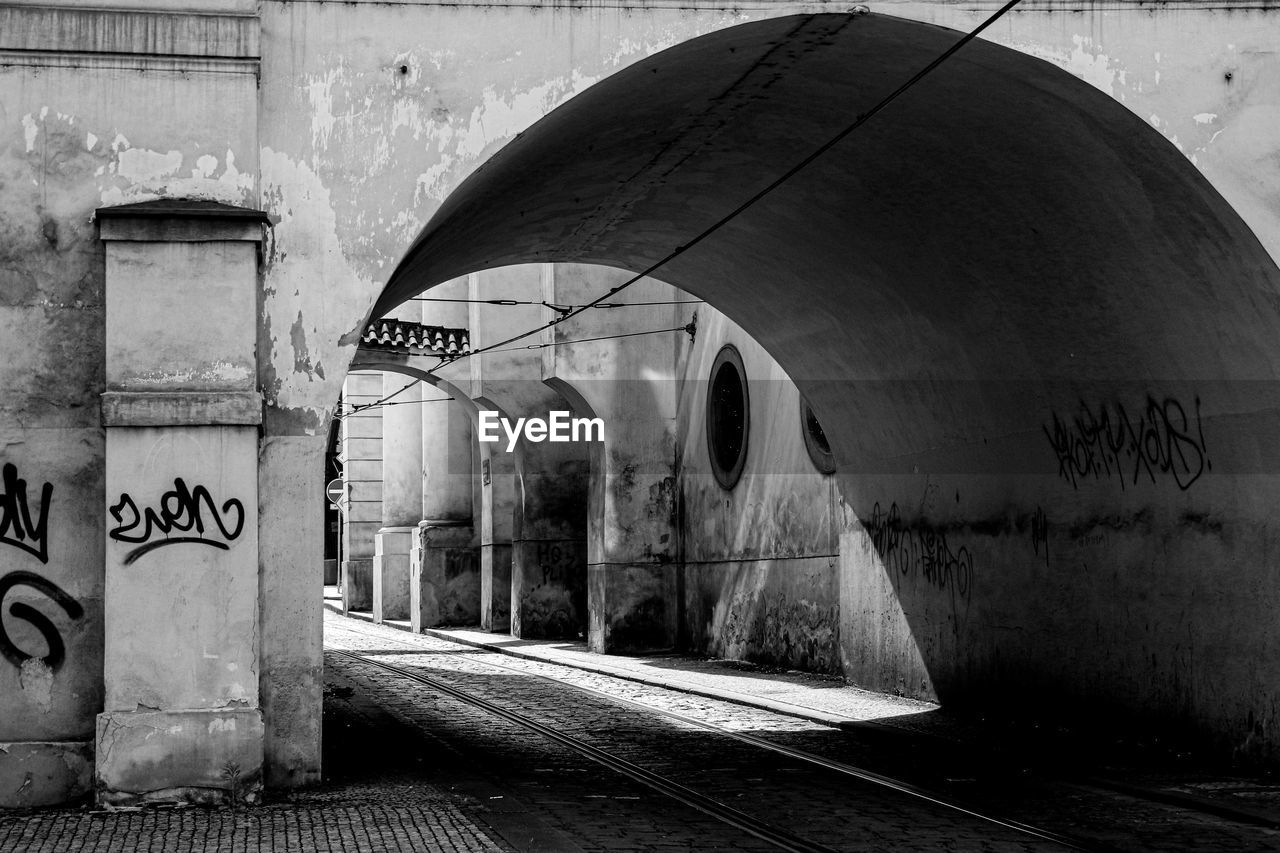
[96,201,268,806]
[410,521,479,631]
[372,526,413,622]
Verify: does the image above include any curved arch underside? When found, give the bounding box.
[382,11,1280,485]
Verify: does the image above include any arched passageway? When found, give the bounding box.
[377,13,1280,757]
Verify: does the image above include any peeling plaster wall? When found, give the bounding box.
[0,5,257,805]
[257,0,830,434]
[255,0,834,691]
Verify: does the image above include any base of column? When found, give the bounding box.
[95,709,263,806]
[0,740,93,807]
[480,543,512,632]
[512,538,587,640]
[410,521,479,631]
[373,527,414,622]
[588,563,677,654]
[341,559,372,612]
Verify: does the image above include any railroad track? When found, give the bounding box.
[326,624,1108,853]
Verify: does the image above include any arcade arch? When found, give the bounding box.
[367,12,1280,753]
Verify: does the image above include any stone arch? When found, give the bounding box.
[375,13,1280,755]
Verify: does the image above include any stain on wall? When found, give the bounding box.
[677,309,841,673]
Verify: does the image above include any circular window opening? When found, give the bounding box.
[800,398,837,475]
[706,345,749,489]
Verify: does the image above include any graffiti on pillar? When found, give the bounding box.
[866,502,972,629]
[0,571,84,671]
[535,541,578,584]
[1042,395,1209,491]
[1031,506,1049,566]
[109,478,245,565]
[0,464,83,672]
[0,462,52,564]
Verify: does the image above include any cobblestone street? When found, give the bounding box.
[7,610,1280,852]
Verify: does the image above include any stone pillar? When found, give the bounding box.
[543,265,685,654]
[479,444,514,632]
[408,279,481,629]
[411,392,479,629]
[373,369,420,623]
[340,372,381,612]
[410,521,478,631]
[512,458,589,640]
[96,201,267,806]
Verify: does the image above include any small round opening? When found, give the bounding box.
[706,345,748,489]
[800,398,836,474]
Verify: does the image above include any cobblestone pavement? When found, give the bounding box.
[0,802,503,853]
[0,635,514,852]
[325,613,1280,853]
[414,618,1280,832]
[327,623,1051,851]
[9,608,1280,853]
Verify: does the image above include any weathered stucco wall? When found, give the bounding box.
[257,0,812,434]
[0,5,257,805]
[677,310,841,674]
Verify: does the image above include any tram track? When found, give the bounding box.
[329,648,839,853]
[326,622,1108,852]
[327,611,1280,841]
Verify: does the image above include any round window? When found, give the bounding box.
[706,345,749,489]
[800,397,837,474]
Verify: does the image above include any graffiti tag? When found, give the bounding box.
[0,571,84,671]
[1043,395,1209,491]
[867,502,972,630]
[109,478,245,565]
[0,466,82,671]
[1031,506,1049,566]
[0,462,52,564]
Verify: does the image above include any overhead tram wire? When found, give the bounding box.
[341,379,418,419]
[420,0,1024,372]
[336,396,456,419]
[480,322,695,355]
[412,297,704,309]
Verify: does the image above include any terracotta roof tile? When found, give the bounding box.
[360,319,470,355]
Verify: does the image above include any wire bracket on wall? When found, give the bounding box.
[685,311,698,343]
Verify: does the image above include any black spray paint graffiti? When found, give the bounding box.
[0,462,52,564]
[109,478,245,566]
[1031,506,1049,566]
[0,571,84,671]
[867,502,972,629]
[1043,395,1210,491]
[0,465,83,671]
